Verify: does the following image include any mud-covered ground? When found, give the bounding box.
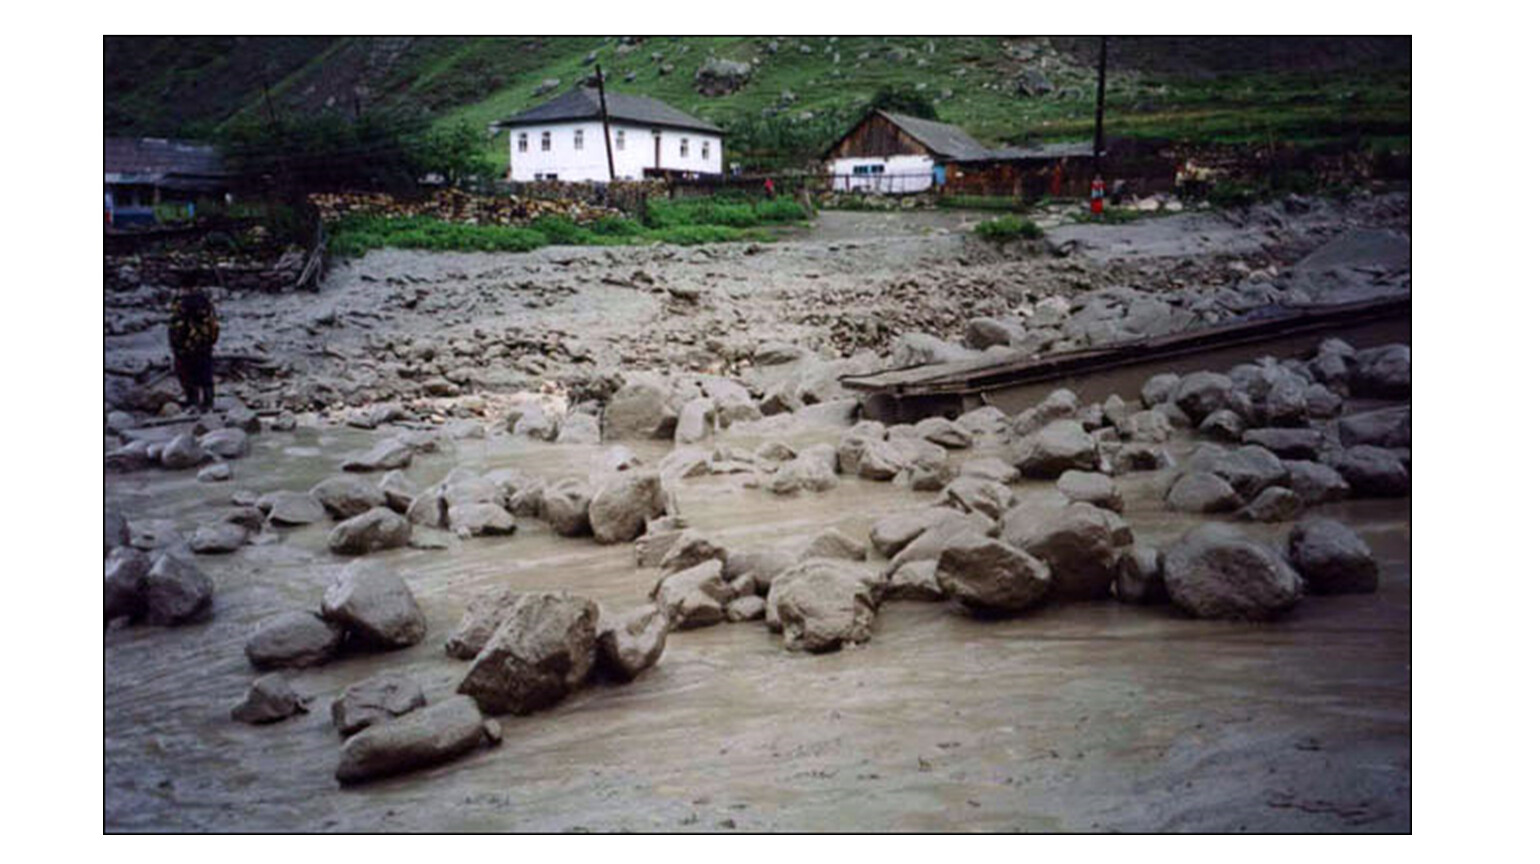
[104,198,1411,832]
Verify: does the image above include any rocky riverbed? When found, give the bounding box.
[104,196,1411,832]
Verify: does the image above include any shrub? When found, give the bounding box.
[974,215,1045,243]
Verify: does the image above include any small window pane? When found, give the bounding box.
[574,129,584,150]
[680,138,689,158]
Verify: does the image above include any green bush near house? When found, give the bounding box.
[974,215,1045,243]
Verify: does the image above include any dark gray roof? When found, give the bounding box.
[952,141,1099,163]
[876,111,993,161]
[104,138,229,182]
[495,88,722,135]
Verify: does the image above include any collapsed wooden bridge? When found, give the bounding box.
[841,294,1412,423]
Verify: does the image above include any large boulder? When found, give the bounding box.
[1163,524,1304,620]
[341,438,413,472]
[891,332,976,367]
[956,406,1010,438]
[936,532,1052,613]
[1238,486,1302,522]
[1262,377,1310,427]
[958,456,1019,485]
[1350,344,1410,398]
[331,672,427,737]
[231,674,308,725]
[595,605,669,682]
[1003,502,1127,601]
[658,530,728,573]
[1012,419,1097,478]
[245,611,344,669]
[143,553,213,625]
[1326,446,1411,497]
[512,403,560,441]
[1011,389,1079,437]
[589,470,665,544]
[1288,519,1378,594]
[555,412,602,444]
[541,477,594,536]
[1119,409,1174,443]
[604,379,677,439]
[674,398,715,445]
[104,546,151,622]
[887,559,945,601]
[964,316,1026,350]
[651,560,732,629]
[335,695,493,784]
[884,510,996,574]
[321,563,426,649]
[312,476,389,520]
[1141,372,1181,407]
[916,416,973,449]
[766,560,879,653]
[328,507,411,555]
[1190,444,1289,501]
[1164,472,1242,513]
[457,592,598,715]
[724,547,796,595]
[769,444,839,494]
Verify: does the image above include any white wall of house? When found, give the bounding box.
[508,120,722,181]
[826,154,936,193]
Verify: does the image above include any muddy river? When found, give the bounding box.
[104,397,1409,833]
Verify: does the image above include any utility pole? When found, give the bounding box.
[1093,36,1108,178]
[595,63,617,183]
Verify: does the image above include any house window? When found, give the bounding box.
[574,129,584,150]
[853,164,886,176]
[517,132,528,153]
[541,131,551,152]
[537,173,559,181]
[616,130,625,151]
[680,138,689,158]
[702,140,710,160]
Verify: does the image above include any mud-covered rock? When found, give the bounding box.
[1238,487,1302,522]
[190,521,248,554]
[1350,344,1410,398]
[457,592,598,715]
[595,605,669,681]
[651,559,732,629]
[1165,471,1242,513]
[766,560,878,653]
[937,532,1052,613]
[246,610,344,669]
[938,476,1016,520]
[589,470,665,544]
[604,379,677,439]
[159,432,206,470]
[886,559,944,601]
[1056,470,1122,512]
[1013,419,1097,478]
[1288,519,1378,594]
[1163,523,1304,620]
[1003,502,1127,601]
[312,476,389,520]
[143,553,214,625]
[262,491,326,527]
[1338,407,1411,450]
[341,438,413,472]
[335,695,489,784]
[1115,545,1166,604]
[541,477,594,536]
[1141,372,1180,407]
[105,546,151,623]
[232,674,308,725]
[1283,460,1351,506]
[199,428,250,459]
[798,527,866,562]
[445,587,524,660]
[321,563,426,649]
[1326,446,1411,497]
[447,502,516,537]
[1172,372,1234,423]
[328,507,411,555]
[331,672,427,737]
[659,530,728,573]
[1242,428,1324,461]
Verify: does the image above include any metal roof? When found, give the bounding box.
[104,138,230,184]
[875,111,993,161]
[951,141,1099,163]
[494,87,723,135]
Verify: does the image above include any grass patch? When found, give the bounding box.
[974,214,1045,243]
[328,211,761,256]
[643,196,810,229]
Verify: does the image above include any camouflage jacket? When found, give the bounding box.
[169,290,220,355]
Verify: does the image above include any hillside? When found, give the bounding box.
[104,36,1411,172]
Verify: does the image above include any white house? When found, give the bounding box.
[495,87,723,182]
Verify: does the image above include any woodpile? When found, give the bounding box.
[308,189,627,227]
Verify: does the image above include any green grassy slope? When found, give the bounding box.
[105,36,1411,171]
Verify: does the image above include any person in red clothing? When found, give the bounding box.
[764,177,776,200]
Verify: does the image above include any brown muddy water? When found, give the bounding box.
[104,411,1410,833]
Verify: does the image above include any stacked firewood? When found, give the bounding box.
[308,189,626,226]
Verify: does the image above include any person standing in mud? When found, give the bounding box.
[168,277,219,410]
